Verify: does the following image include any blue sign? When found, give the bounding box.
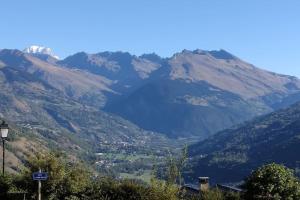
[32,172,48,181]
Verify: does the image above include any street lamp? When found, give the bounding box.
[0,121,9,175]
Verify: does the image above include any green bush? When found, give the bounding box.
[1,149,242,200]
[13,152,92,200]
[242,163,300,200]
[88,178,150,200]
[201,188,225,200]
[86,177,180,200]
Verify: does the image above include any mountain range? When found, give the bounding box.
[2,46,300,139]
[60,48,300,138]
[1,46,300,180]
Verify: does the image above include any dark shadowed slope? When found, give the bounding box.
[59,51,164,97]
[187,101,300,184]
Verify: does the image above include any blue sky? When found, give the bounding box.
[0,0,300,77]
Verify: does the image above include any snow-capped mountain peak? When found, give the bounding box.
[23,45,59,59]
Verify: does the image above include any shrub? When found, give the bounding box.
[242,163,300,200]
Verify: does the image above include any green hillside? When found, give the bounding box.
[187,102,300,184]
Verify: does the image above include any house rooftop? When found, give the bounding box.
[216,184,243,193]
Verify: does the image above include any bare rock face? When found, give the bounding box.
[168,49,300,99]
[58,51,164,96]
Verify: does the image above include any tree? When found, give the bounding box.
[166,145,188,186]
[15,152,91,200]
[242,163,300,200]
[149,177,180,200]
[145,146,188,200]
[62,164,92,199]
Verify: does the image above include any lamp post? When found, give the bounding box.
[0,121,9,175]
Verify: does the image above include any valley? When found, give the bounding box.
[2,2,300,199]
[1,46,300,185]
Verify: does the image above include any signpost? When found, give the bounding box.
[32,171,48,181]
[32,169,48,200]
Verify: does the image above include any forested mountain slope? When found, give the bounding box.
[187,101,300,183]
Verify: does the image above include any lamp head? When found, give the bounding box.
[0,121,9,138]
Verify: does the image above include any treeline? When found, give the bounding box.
[1,152,300,199]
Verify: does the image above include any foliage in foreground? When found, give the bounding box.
[2,153,300,200]
[0,151,242,200]
[0,152,182,200]
[242,163,300,200]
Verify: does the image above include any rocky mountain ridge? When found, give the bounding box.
[3,47,300,139]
